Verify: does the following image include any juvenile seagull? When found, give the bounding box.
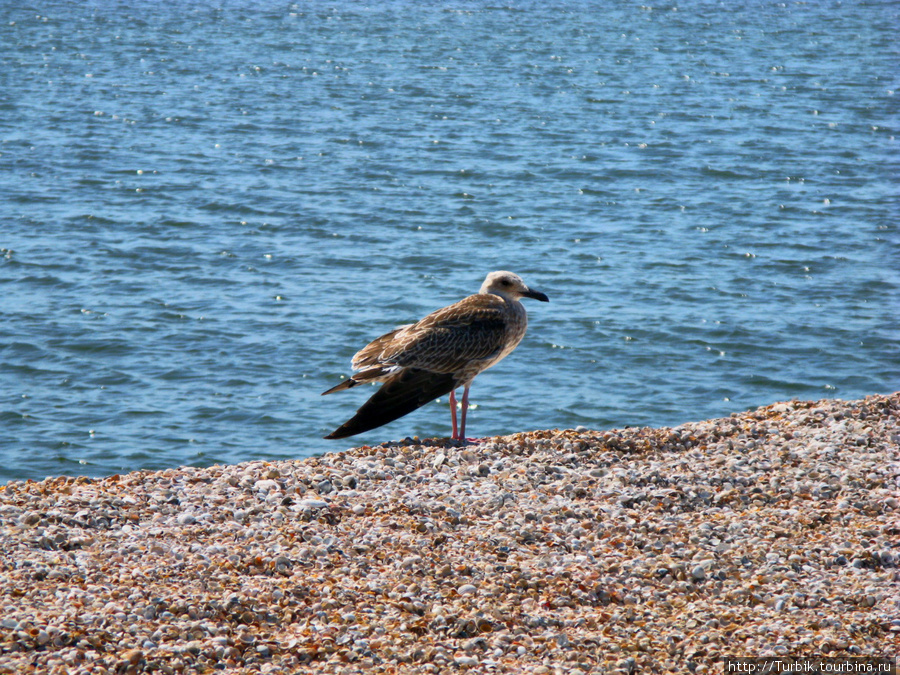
[323,271,549,441]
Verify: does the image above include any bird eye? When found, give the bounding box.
[501,279,512,287]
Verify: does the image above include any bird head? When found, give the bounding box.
[480,271,549,302]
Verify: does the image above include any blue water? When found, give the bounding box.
[2,1,898,482]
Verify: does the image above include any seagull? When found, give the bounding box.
[323,271,549,441]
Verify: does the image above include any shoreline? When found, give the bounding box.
[1,393,898,673]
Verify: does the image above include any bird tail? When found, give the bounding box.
[325,368,458,439]
[321,366,397,395]
[321,379,359,395]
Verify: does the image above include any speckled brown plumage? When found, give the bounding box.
[323,271,548,440]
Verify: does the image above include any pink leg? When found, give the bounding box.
[459,384,470,442]
[449,389,458,440]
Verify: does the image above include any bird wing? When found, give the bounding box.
[376,294,511,374]
[350,324,413,371]
[324,368,458,439]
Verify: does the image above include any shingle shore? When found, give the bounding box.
[1,393,898,674]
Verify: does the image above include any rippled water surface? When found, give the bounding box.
[2,1,898,481]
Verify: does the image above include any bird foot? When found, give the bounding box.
[447,436,483,447]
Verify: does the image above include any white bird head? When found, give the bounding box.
[480,271,549,302]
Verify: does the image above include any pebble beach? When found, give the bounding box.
[1,393,898,674]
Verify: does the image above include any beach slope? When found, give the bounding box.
[1,393,898,673]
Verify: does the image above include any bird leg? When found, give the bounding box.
[459,384,470,442]
[449,389,458,440]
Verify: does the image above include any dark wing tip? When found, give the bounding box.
[324,368,457,440]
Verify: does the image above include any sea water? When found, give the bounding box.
[1,1,898,481]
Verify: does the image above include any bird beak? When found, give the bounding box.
[523,287,549,302]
